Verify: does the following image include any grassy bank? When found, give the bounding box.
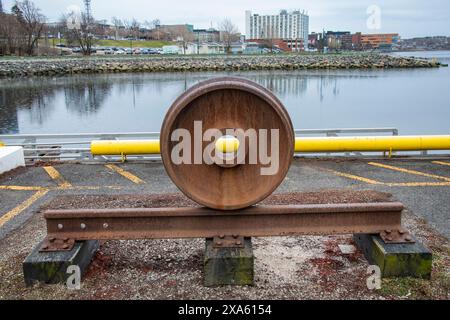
[96,39,174,48]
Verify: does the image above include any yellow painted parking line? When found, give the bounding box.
[316,166,450,187]
[105,164,145,184]
[387,182,450,187]
[43,166,72,188]
[0,185,46,191]
[322,168,382,185]
[0,185,129,191]
[0,189,48,228]
[433,161,450,167]
[71,185,124,190]
[368,162,450,182]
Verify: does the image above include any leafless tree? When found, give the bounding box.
[173,25,193,54]
[61,10,98,56]
[0,12,28,55]
[219,19,239,54]
[0,0,4,14]
[143,19,161,40]
[12,0,46,55]
[151,19,161,40]
[111,16,123,40]
[124,18,140,39]
[261,25,277,53]
[130,18,141,40]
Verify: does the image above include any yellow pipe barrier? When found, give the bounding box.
[0,141,4,147]
[294,136,450,153]
[91,140,160,155]
[91,135,450,156]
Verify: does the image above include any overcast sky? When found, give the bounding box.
[3,0,449,38]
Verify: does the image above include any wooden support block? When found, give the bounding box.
[354,234,432,279]
[204,237,254,287]
[23,240,99,287]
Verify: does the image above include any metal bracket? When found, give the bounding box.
[380,229,415,244]
[39,237,76,252]
[213,235,245,248]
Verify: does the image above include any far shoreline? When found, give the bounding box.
[0,52,444,78]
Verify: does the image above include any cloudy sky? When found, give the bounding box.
[3,0,449,38]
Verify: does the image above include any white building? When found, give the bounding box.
[245,9,309,49]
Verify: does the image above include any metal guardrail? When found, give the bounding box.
[295,128,399,137]
[0,132,159,162]
[0,128,402,163]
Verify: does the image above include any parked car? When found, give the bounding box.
[114,49,126,55]
[148,48,161,55]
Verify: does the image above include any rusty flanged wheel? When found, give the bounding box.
[161,77,294,210]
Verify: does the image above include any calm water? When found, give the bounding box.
[1,51,449,135]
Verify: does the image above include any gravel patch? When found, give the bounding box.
[40,190,393,210]
[0,190,448,300]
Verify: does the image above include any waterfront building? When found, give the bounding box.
[246,38,302,52]
[198,43,225,54]
[321,31,351,51]
[193,29,220,43]
[352,32,363,50]
[340,34,354,50]
[308,33,319,49]
[245,9,309,50]
[360,33,399,49]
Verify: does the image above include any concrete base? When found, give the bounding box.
[23,240,99,287]
[204,238,254,287]
[0,146,25,175]
[354,234,432,279]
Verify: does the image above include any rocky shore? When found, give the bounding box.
[0,53,441,77]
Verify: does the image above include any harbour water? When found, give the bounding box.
[0,51,449,135]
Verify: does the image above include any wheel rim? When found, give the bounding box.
[161,77,294,210]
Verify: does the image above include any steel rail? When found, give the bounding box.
[43,202,404,242]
